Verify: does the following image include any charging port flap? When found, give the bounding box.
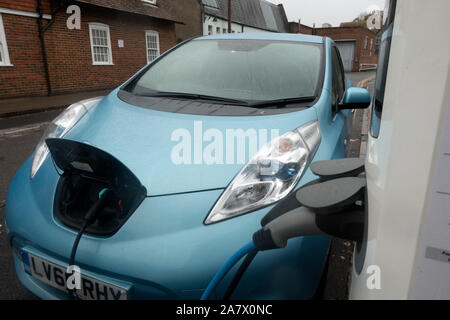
[46,138,147,236]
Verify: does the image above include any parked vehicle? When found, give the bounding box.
[349,0,450,299]
[6,33,370,300]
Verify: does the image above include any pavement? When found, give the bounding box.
[0,89,111,118]
[0,128,43,299]
[347,71,376,87]
[0,72,376,300]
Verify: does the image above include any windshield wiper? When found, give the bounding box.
[138,91,249,106]
[135,89,316,109]
[248,96,317,108]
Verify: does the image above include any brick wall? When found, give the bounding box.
[314,27,378,71]
[166,0,202,42]
[0,2,177,98]
[290,23,378,72]
[1,14,49,97]
[288,22,313,35]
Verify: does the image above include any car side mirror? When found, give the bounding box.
[339,87,371,110]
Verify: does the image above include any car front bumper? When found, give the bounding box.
[6,156,330,300]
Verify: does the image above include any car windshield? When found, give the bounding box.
[132,39,323,103]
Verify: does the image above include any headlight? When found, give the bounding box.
[30,97,103,179]
[205,121,321,224]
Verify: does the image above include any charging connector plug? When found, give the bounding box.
[253,207,324,250]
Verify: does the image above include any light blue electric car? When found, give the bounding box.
[6,33,371,300]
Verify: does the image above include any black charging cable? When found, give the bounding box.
[67,188,112,299]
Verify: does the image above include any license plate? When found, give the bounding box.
[21,250,128,300]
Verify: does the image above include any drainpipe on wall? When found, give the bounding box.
[227,0,231,33]
[36,0,68,96]
[36,0,52,96]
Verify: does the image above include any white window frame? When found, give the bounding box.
[89,23,113,65]
[142,0,157,6]
[145,30,160,63]
[0,14,12,66]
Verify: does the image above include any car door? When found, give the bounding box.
[330,45,351,157]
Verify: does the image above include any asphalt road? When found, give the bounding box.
[0,72,375,300]
[0,124,46,299]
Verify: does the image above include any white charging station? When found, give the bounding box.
[349,0,450,299]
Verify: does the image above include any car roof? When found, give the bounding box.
[195,33,324,44]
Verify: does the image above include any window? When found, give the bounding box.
[223,28,227,34]
[370,38,374,50]
[145,30,160,63]
[364,36,368,49]
[202,0,219,9]
[331,46,346,113]
[216,27,221,34]
[208,25,213,35]
[89,23,113,65]
[371,25,393,138]
[370,0,396,138]
[0,14,11,66]
[142,0,157,5]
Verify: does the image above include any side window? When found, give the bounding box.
[331,46,345,113]
[371,0,396,138]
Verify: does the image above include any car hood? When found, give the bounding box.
[64,90,319,196]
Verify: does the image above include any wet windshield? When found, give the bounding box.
[132,39,323,103]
